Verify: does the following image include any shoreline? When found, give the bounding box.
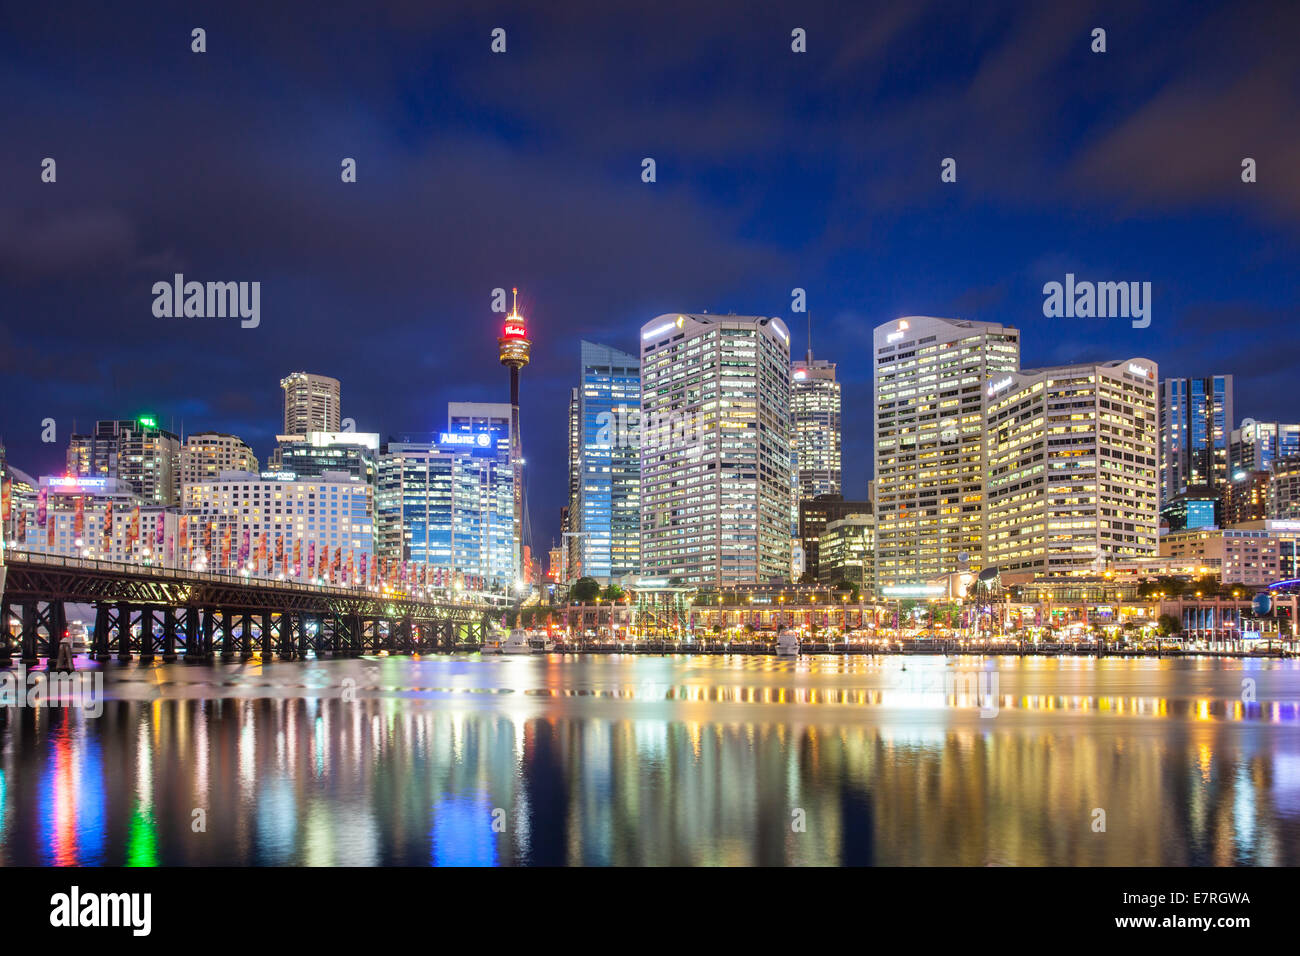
[1,642,1294,667]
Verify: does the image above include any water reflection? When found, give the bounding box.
[0,655,1297,865]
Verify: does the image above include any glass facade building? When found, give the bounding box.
[446,402,518,588]
[568,341,641,582]
[1159,375,1233,505]
[376,432,513,589]
[1230,419,1300,475]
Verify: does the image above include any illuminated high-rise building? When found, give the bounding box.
[446,402,518,587]
[569,342,641,583]
[179,432,259,493]
[66,416,182,507]
[984,359,1159,576]
[639,313,792,585]
[791,350,841,503]
[497,289,531,589]
[1230,419,1300,475]
[375,429,514,589]
[1159,375,1233,504]
[280,372,341,434]
[873,316,1020,586]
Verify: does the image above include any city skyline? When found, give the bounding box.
[2,1,1298,549]
[3,301,1294,565]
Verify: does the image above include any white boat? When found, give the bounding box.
[500,627,533,655]
[776,632,800,657]
[482,625,506,654]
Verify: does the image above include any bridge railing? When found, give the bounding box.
[4,548,499,609]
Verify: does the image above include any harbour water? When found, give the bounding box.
[1,653,1298,866]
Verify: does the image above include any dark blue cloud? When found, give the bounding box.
[1,0,1297,550]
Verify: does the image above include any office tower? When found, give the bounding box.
[798,493,873,582]
[446,401,518,587]
[497,289,532,589]
[375,433,512,588]
[817,514,876,594]
[66,416,182,507]
[1159,375,1233,504]
[639,312,792,585]
[983,359,1159,575]
[178,432,259,492]
[873,316,1020,586]
[1230,419,1300,474]
[567,341,641,583]
[182,470,372,578]
[564,387,581,582]
[791,350,842,501]
[280,372,341,434]
[1268,456,1300,520]
[271,431,379,484]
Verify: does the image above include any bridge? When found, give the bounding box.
[0,552,499,666]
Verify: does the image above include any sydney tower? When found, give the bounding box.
[498,289,531,588]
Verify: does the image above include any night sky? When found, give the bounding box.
[2,1,1297,551]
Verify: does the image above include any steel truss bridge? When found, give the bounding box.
[0,553,499,666]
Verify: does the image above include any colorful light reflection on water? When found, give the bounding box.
[0,654,1297,865]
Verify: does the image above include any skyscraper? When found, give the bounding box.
[983,359,1159,576]
[280,372,341,434]
[565,387,581,582]
[791,350,842,502]
[1159,375,1233,504]
[639,313,792,585]
[375,432,512,588]
[873,316,1020,586]
[569,341,641,582]
[66,416,182,507]
[1230,419,1300,475]
[447,401,518,587]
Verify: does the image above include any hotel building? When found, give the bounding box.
[639,313,792,585]
[873,316,1020,586]
[280,372,341,434]
[983,358,1159,576]
[178,432,259,491]
[182,470,373,579]
[66,416,181,507]
[1160,523,1300,587]
[270,431,379,484]
[6,474,177,565]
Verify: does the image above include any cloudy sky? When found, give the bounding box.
[2,0,1297,549]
